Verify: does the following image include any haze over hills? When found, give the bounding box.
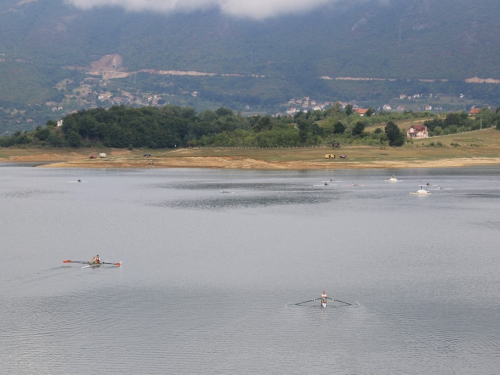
[1,0,500,133]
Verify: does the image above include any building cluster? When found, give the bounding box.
[284,97,332,116]
[398,93,458,100]
[382,103,443,112]
[95,90,165,107]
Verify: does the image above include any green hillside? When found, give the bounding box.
[1,0,500,133]
[3,0,500,76]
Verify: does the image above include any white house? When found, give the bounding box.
[406,125,429,139]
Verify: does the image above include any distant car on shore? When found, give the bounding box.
[340,154,346,158]
[89,155,96,159]
[143,153,152,157]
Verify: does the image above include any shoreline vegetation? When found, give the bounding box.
[1,128,500,170]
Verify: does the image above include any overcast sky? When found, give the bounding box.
[65,0,387,20]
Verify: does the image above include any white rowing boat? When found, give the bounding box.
[63,259,122,268]
[295,296,352,307]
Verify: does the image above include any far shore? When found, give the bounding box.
[30,157,500,170]
[1,141,500,171]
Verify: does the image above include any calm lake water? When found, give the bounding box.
[1,165,499,374]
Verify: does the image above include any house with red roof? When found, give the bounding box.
[407,124,428,139]
[354,108,369,116]
[469,107,481,116]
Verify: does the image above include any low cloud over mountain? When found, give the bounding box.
[65,0,383,19]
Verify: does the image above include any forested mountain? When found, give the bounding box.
[1,0,500,133]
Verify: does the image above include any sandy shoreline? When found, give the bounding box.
[3,153,500,170]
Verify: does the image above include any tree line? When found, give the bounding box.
[1,104,499,149]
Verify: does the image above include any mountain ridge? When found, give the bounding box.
[1,0,500,134]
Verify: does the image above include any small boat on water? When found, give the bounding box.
[295,295,353,308]
[385,175,399,182]
[63,259,122,268]
[410,186,431,195]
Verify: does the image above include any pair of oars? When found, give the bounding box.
[63,260,122,266]
[295,297,352,306]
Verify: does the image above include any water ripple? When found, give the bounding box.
[1,189,63,199]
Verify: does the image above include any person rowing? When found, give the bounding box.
[90,254,100,265]
[321,290,328,306]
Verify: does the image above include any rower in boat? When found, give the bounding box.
[63,258,121,267]
[90,254,100,266]
[321,290,328,307]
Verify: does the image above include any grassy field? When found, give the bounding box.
[166,128,500,161]
[1,129,499,169]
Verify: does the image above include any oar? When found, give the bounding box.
[63,260,90,264]
[101,261,122,267]
[295,298,318,306]
[328,297,352,306]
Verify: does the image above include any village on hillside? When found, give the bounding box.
[2,70,495,136]
[277,92,493,118]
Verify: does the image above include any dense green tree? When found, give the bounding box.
[67,130,82,147]
[352,121,365,136]
[333,121,346,134]
[215,108,233,118]
[253,116,273,133]
[47,132,64,147]
[297,119,307,143]
[385,121,405,146]
[199,110,217,122]
[34,128,51,141]
[345,104,353,116]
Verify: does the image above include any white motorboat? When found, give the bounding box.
[385,175,399,182]
[410,186,431,195]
